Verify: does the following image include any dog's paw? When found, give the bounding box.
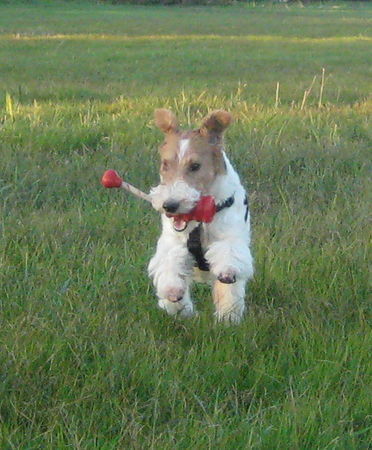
[164,286,185,303]
[215,306,244,324]
[158,298,196,318]
[217,271,236,284]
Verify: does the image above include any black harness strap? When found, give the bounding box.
[244,195,249,222]
[216,195,235,212]
[187,224,210,271]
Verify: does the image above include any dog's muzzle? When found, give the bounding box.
[150,181,200,232]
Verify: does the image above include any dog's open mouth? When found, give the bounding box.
[166,213,188,232]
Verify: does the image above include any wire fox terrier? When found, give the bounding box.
[148,109,254,323]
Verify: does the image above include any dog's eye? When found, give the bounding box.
[189,162,201,172]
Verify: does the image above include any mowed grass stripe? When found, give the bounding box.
[3,33,372,43]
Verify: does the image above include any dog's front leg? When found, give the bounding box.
[206,239,253,322]
[158,286,194,318]
[206,239,254,282]
[212,278,246,323]
[148,234,195,317]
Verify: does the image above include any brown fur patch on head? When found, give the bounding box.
[159,133,180,160]
[154,109,179,134]
[156,109,232,195]
[180,133,226,193]
[200,110,233,138]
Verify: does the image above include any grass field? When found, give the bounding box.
[0,1,371,448]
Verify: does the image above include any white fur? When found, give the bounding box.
[178,139,190,160]
[149,180,200,214]
[148,152,253,323]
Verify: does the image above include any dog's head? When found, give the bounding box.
[150,109,232,230]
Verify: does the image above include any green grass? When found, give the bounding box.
[0,1,371,448]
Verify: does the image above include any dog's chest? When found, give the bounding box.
[185,193,249,273]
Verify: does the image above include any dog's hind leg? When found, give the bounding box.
[212,278,246,323]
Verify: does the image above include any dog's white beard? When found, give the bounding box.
[149,180,201,214]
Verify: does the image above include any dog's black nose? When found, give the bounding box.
[163,200,180,213]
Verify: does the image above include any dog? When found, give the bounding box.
[148,109,253,323]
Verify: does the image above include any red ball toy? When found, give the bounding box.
[101,169,123,188]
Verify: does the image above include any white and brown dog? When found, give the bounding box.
[148,109,253,323]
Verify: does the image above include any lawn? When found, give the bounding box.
[0,1,371,448]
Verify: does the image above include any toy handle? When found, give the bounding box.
[101,170,151,202]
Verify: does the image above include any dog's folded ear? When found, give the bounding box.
[200,110,233,137]
[154,109,179,134]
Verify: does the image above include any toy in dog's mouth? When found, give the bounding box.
[165,196,216,231]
